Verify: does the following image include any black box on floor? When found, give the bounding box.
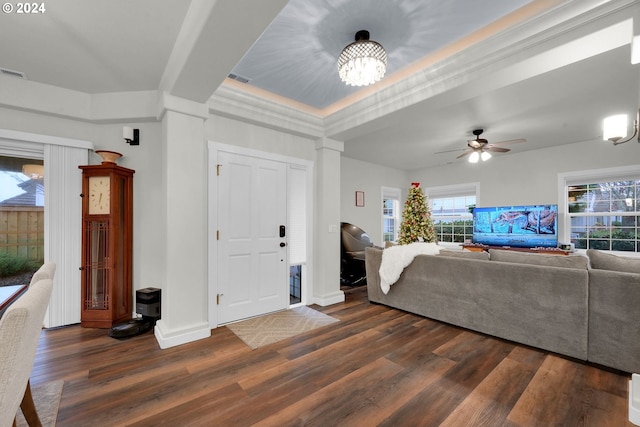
[136,287,161,320]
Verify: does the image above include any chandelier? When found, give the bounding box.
[338,30,387,87]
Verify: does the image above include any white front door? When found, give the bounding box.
[217,151,288,324]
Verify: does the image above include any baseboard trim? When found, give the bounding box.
[630,374,640,425]
[154,320,211,349]
[311,290,345,306]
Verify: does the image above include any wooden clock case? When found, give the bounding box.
[79,162,134,328]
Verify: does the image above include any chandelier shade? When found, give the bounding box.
[338,30,387,87]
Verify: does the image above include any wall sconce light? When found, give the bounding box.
[603,109,639,145]
[123,126,140,146]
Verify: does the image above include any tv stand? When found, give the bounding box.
[461,243,569,256]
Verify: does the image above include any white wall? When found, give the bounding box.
[340,139,639,248]
[411,138,639,207]
[0,104,324,334]
[0,109,168,319]
[206,115,315,161]
[0,108,167,293]
[0,107,93,141]
[340,156,409,245]
[89,123,165,293]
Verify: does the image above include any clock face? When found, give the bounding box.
[88,176,110,215]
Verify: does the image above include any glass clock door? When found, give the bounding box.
[85,220,110,310]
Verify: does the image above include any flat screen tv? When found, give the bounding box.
[472,204,558,248]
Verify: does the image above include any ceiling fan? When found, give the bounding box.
[438,129,526,163]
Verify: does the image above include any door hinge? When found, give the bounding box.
[217,164,221,176]
[217,294,221,305]
[216,230,220,240]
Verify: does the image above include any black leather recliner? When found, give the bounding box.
[340,222,374,286]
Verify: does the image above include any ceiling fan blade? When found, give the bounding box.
[490,138,526,147]
[485,147,510,153]
[435,147,468,154]
[456,150,472,159]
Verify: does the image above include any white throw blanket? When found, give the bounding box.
[379,242,441,294]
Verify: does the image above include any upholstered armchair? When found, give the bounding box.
[0,277,54,427]
[28,262,56,288]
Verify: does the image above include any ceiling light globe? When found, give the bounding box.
[468,151,480,163]
[481,151,492,161]
[338,32,387,87]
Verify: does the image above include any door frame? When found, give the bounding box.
[207,141,314,329]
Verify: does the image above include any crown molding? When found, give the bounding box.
[156,92,209,121]
[0,75,160,123]
[208,84,325,139]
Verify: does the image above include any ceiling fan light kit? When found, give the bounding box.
[603,109,640,145]
[452,129,526,163]
[338,30,387,87]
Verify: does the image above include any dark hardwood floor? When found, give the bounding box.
[30,286,633,426]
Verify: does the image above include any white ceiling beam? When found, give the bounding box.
[160,0,288,103]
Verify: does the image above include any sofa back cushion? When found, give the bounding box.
[587,249,640,274]
[489,249,589,270]
[438,249,490,261]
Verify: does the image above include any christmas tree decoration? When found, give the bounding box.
[398,182,436,245]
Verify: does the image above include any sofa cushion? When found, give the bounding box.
[438,249,490,261]
[587,249,640,274]
[489,249,589,270]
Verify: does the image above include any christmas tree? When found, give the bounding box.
[398,182,436,245]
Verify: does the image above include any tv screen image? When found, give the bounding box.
[472,204,558,248]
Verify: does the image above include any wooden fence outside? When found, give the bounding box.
[0,206,45,262]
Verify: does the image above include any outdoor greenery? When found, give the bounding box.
[0,253,40,277]
[434,219,474,243]
[573,228,639,251]
[568,180,639,252]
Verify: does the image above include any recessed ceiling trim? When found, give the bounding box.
[210,84,325,139]
[323,0,636,137]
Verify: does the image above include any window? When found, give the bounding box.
[383,199,398,242]
[381,187,401,243]
[561,166,640,253]
[288,165,308,305]
[1,129,90,327]
[427,183,479,245]
[567,180,639,252]
[0,156,45,281]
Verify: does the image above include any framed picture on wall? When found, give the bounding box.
[355,191,365,207]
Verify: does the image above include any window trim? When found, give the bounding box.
[426,182,480,249]
[558,165,640,255]
[381,186,401,245]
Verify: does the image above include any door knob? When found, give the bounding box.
[280,242,286,247]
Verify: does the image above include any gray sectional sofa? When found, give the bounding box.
[365,246,640,373]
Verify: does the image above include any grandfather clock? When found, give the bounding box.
[79,151,134,328]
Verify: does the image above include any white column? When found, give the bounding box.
[313,137,345,305]
[154,95,211,348]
